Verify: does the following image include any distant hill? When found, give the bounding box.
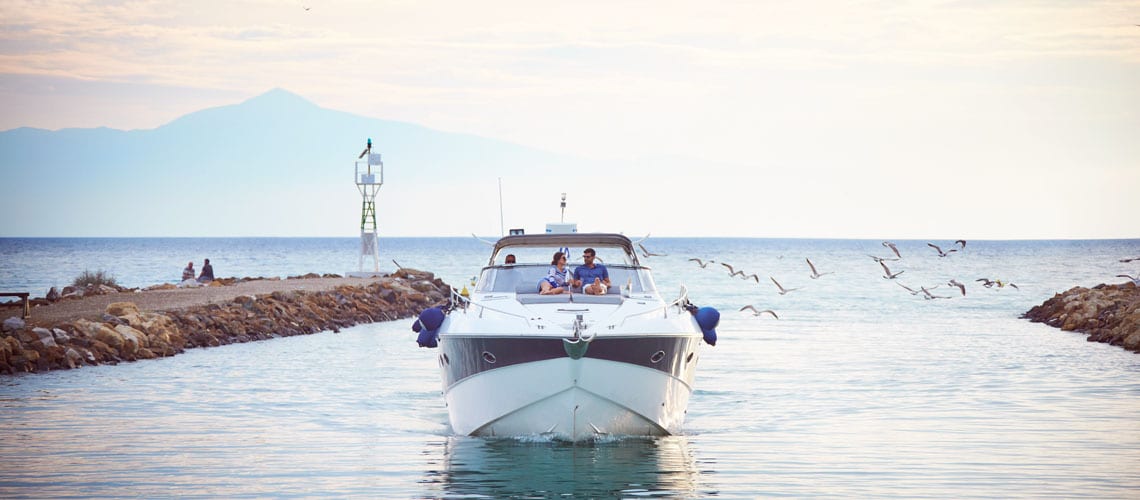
[0,89,584,236]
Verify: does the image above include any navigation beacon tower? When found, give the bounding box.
[353,138,384,275]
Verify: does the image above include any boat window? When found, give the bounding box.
[492,245,636,267]
[479,265,545,293]
[476,264,656,294]
[475,268,491,291]
[635,268,657,293]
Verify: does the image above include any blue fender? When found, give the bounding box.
[412,307,445,348]
[694,307,720,346]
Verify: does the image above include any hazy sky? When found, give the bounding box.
[2,1,1139,238]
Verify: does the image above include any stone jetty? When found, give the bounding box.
[0,270,451,375]
[1023,281,1140,353]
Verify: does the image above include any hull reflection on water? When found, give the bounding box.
[422,435,708,497]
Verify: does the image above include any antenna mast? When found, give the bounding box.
[545,192,577,234]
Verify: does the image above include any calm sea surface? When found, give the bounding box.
[1,237,1139,498]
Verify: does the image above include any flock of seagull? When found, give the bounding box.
[633,241,1139,321]
[638,239,1021,321]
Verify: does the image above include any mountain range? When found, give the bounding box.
[0,89,587,237]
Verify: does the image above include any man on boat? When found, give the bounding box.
[572,248,610,295]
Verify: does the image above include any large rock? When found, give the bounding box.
[51,328,71,344]
[113,324,147,355]
[1025,282,1140,353]
[31,328,57,348]
[106,302,141,317]
[2,317,25,332]
[74,319,127,353]
[0,336,22,373]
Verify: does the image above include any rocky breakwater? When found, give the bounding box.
[1023,281,1140,353]
[0,269,451,375]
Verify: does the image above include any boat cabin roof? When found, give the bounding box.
[489,233,640,267]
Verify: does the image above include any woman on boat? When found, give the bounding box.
[539,251,570,294]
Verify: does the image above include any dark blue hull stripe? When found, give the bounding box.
[438,336,700,389]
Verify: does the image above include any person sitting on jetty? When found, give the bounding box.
[197,259,215,283]
[538,251,569,295]
[181,261,195,282]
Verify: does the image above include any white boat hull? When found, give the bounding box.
[439,336,701,441]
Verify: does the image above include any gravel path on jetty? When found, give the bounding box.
[19,277,384,327]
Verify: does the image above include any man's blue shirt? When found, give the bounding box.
[573,264,609,284]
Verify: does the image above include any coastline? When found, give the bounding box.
[1023,281,1140,353]
[0,270,451,375]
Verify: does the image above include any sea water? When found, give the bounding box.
[1,237,1138,498]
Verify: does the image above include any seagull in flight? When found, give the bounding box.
[806,258,833,279]
[896,282,923,295]
[927,243,958,258]
[769,276,800,295]
[977,278,1018,289]
[742,273,761,283]
[947,279,966,296]
[882,241,901,259]
[1117,274,1140,284]
[880,261,904,279]
[920,286,951,300]
[1120,257,1140,263]
[740,305,779,319]
[955,239,967,249]
[867,254,899,263]
[688,258,715,268]
[638,243,665,258]
[721,262,745,278]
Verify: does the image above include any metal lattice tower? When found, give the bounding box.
[354,138,383,273]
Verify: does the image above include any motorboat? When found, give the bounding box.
[413,227,720,442]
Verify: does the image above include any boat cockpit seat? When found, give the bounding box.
[517,294,573,304]
[571,294,623,305]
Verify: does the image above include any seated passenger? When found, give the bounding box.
[504,254,516,265]
[572,247,610,295]
[538,251,570,295]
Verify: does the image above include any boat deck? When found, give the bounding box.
[515,293,624,305]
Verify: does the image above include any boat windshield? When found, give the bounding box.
[476,264,657,294]
[491,242,636,267]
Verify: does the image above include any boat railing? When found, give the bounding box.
[617,284,691,326]
[449,287,534,327]
[669,284,690,308]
